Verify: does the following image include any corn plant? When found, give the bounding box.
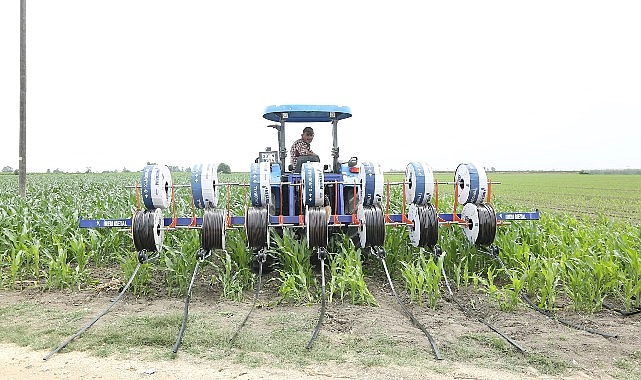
[163,248,197,297]
[327,234,377,306]
[499,267,525,311]
[211,229,255,301]
[450,256,471,289]
[44,236,75,289]
[120,252,152,295]
[271,229,317,304]
[225,229,255,276]
[612,231,641,310]
[212,250,247,301]
[400,251,441,308]
[381,226,413,279]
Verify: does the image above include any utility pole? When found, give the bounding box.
[19,0,27,196]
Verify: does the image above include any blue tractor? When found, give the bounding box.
[251,105,361,232]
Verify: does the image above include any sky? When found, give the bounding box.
[1,1,640,173]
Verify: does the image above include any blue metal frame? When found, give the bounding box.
[79,210,541,229]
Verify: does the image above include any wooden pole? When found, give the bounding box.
[19,0,27,196]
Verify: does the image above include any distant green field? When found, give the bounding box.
[383,172,641,224]
[479,172,641,222]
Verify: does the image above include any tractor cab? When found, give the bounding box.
[254,104,361,219]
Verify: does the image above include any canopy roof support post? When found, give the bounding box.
[278,120,287,171]
[331,119,339,173]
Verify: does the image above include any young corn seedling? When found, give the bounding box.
[500,271,525,311]
[212,249,247,301]
[538,257,559,310]
[425,252,443,308]
[120,253,152,295]
[400,252,441,308]
[613,236,641,310]
[226,229,255,279]
[271,229,317,303]
[68,232,92,287]
[382,227,413,279]
[212,229,254,301]
[45,237,75,289]
[328,234,377,306]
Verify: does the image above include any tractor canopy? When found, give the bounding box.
[263,104,352,123]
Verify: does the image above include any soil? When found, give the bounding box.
[0,268,639,380]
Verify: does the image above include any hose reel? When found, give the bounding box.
[246,206,269,249]
[300,162,329,248]
[359,161,384,207]
[201,207,226,251]
[461,202,497,246]
[306,206,328,248]
[301,162,325,207]
[404,161,438,247]
[404,161,435,206]
[132,208,165,252]
[191,163,219,209]
[141,164,173,210]
[357,204,385,248]
[407,203,439,248]
[455,163,488,205]
[249,162,271,207]
[454,162,497,246]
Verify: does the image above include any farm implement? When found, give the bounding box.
[46,104,587,360]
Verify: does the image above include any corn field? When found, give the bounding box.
[0,171,640,314]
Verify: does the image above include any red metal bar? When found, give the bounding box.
[385,180,393,223]
[188,182,197,227]
[169,185,177,228]
[135,181,141,210]
[401,179,412,224]
[279,183,284,225]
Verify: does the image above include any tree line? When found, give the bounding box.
[1,163,232,175]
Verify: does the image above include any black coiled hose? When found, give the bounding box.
[201,208,225,251]
[360,205,385,247]
[132,210,144,251]
[475,204,497,246]
[416,204,439,248]
[246,206,268,249]
[132,209,161,252]
[463,203,497,246]
[307,207,328,248]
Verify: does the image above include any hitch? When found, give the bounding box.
[372,246,386,259]
[316,247,328,261]
[257,248,267,263]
